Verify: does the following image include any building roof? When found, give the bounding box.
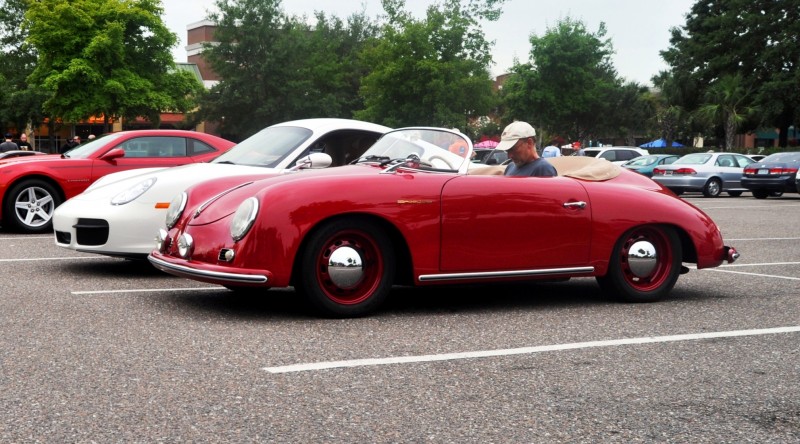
[174,63,204,84]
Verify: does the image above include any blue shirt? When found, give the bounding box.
[504,158,557,177]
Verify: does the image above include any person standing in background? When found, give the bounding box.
[0,133,19,152]
[541,140,562,158]
[16,133,32,150]
[60,135,81,154]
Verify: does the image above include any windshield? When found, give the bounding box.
[62,133,123,158]
[212,126,312,167]
[357,128,471,171]
[674,153,712,165]
[763,152,800,163]
[626,156,658,166]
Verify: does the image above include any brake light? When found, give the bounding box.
[672,168,696,175]
[744,167,799,175]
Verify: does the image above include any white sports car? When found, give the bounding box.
[53,118,390,259]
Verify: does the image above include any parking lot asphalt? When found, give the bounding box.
[1,193,799,442]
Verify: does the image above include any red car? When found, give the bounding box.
[149,128,739,318]
[0,130,234,233]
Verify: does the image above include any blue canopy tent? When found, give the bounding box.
[640,138,685,148]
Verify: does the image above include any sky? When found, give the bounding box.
[161,0,695,86]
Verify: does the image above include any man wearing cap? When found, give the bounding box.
[496,121,557,177]
[0,133,19,152]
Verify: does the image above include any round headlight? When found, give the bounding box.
[110,177,157,205]
[230,197,259,241]
[177,233,194,259]
[165,192,187,229]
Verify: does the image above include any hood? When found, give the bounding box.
[73,162,278,203]
[185,164,377,225]
[0,153,62,166]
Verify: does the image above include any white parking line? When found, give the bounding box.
[72,287,220,295]
[263,326,800,374]
[0,236,53,240]
[727,237,800,241]
[0,256,103,262]
[697,204,800,210]
[705,268,800,280]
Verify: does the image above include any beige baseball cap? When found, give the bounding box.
[496,121,536,151]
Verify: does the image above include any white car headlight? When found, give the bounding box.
[230,197,259,241]
[165,192,187,229]
[110,177,157,205]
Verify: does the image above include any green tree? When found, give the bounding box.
[661,0,800,147]
[0,0,47,136]
[500,17,622,144]
[354,0,502,128]
[695,74,756,151]
[199,0,377,139]
[25,0,203,132]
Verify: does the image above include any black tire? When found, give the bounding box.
[727,191,742,197]
[3,179,62,233]
[668,188,684,196]
[596,225,682,303]
[702,178,722,197]
[295,218,395,318]
[752,190,769,199]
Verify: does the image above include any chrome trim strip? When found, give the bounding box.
[418,266,594,282]
[148,255,268,284]
[194,181,255,218]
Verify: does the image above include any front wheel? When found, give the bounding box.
[752,190,769,199]
[727,191,742,197]
[597,225,682,303]
[702,178,722,197]
[3,179,62,233]
[295,218,395,318]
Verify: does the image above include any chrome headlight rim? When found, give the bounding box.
[110,177,157,206]
[165,192,187,229]
[230,197,259,241]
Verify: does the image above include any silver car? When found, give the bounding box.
[651,152,755,197]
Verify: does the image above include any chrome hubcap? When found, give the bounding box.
[327,246,363,288]
[627,240,657,277]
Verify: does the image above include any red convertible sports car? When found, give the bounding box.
[0,129,234,233]
[149,128,739,318]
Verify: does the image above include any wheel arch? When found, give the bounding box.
[4,174,66,201]
[1,174,66,218]
[290,213,414,287]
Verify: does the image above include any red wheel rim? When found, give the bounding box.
[619,227,673,292]
[314,230,383,305]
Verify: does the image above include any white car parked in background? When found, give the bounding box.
[581,147,649,165]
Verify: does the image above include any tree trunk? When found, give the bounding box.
[724,112,736,151]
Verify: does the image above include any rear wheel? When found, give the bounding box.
[668,188,684,196]
[727,191,742,197]
[3,179,62,233]
[295,218,394,318]
[752,190,769,199]
[702,178,722,197]
[597,225,682,303]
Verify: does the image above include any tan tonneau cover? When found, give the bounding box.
[468,156,620,181]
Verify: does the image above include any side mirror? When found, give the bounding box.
[291,152,333,171]
[99,148,125,161]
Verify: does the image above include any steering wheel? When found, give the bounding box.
[426,155,455,170]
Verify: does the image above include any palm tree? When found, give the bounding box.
[695,74,756,151]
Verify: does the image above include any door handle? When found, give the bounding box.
[563,201,586,209]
